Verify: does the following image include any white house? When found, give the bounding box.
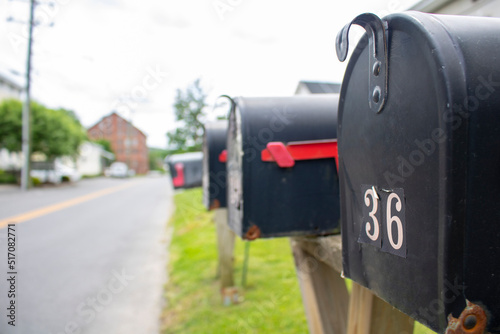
[1,141,113,180]
[0,150,22,171]
[0,68,23,101]
[76,142,115,176]
[0,68,24,172]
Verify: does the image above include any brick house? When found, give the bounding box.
[87,112,149,174]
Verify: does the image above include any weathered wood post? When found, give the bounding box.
[291,236,349,334]
[291,235,414,334]
[214,208,237,305]
[347,283,414,334]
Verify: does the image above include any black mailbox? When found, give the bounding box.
[227,95,340,239]
[202,121,228,210]
[165,152,203,189]
[337,12,500,333]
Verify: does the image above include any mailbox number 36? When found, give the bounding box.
[360,185,406,258]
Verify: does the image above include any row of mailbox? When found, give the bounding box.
[172,11,500,334]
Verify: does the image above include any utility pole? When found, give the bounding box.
[20,0,35,191]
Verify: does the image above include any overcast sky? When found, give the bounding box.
[0,0,419,148]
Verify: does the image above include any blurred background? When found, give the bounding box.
[0,0,499,333]
[0,0,424,151]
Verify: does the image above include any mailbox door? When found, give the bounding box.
[339,12,500,332]
[227,102,244,235]
[203,121,228,210]
[184,159,203,188]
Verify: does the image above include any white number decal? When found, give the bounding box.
[359,186,406,257]
[364,188,379,241]
[386,193,403,250]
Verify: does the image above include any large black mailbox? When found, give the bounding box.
[202,121,228,210]
[166,152,203,189]
[227,95,340,239]
[337,12,500,333]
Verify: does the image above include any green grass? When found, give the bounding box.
[414,322,436,334]
[81,174,102,179]
[161,188,437,334]
[161,188,308,334]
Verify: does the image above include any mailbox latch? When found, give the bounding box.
[336,13,389,113]
[261,139,338,169]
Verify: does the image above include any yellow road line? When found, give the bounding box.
[0,181,139,229]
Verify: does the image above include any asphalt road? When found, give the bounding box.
[0,176,174,334]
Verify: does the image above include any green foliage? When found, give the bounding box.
[0,99,87,159]
[167,79,207,152]
[56,107,81,125]
[0,99,23,152]
[149,147,167,171]
[31,176,41,186]
[32,103,87,159]
[165,146,201,156]
[81,174,101,179]
[0,170,17,184]
[162,188,308,333]
[92,138,114,154]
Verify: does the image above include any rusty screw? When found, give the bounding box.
[445,300,487,334]
[245,225,261,240]
[463,314,477,330]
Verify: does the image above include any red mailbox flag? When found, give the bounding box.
[172,163,185,187]
[261,139,338,170]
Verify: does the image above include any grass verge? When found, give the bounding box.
[160,188,436,334]
[161,188,308,333]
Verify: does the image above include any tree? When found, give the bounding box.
[0,99,23,152]
[167,79,208,152]
[0,99,87,160]
[92,139,114,154]
[148,147,167,171]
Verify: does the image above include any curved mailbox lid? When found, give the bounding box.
[227,94,340,239]
[337,11,500,333]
